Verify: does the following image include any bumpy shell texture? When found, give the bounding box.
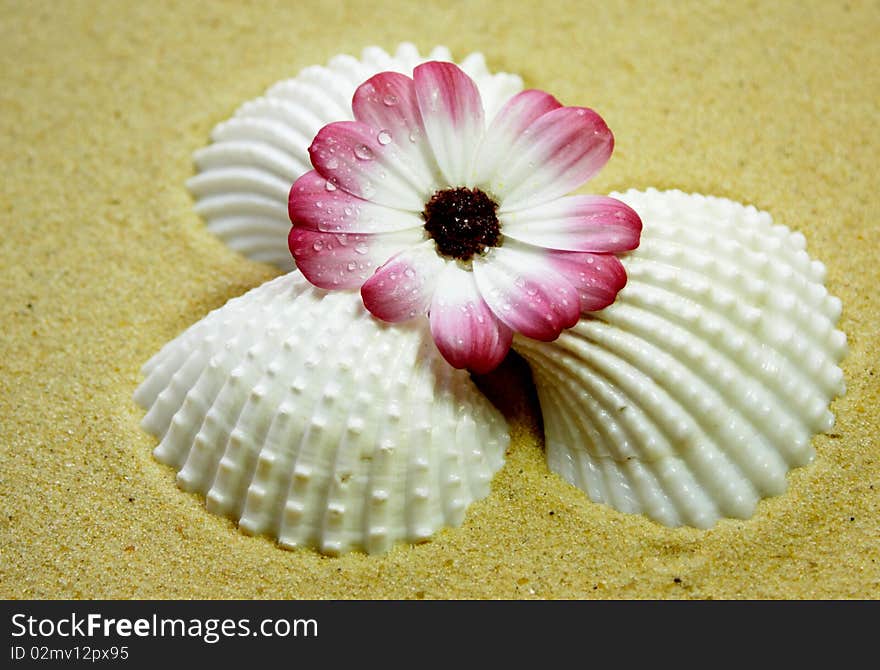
[144,44,847,551]
[187,43,523,270]
[136,44,520,556]
[134,273,509,555]
[513,189,847,528]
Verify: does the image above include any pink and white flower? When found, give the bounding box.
[288,61,641,373]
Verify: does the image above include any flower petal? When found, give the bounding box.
[472,244,581,341]
[488,106,614,211]
[288,227,423,290]
[474,89,562,187]
[308,120,425,210]
[351,71,441,199]
[545,249,628,312]
[289,170,423,234]
[413,61,485,187]
[429,263,513,374]
[361,240,446,322]
[500,195,642,252]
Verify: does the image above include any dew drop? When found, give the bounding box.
[403,267,415,278]
[343,207,353,216]
[347,261,358,272]
[312,240,324,252]
[354,144,374,160]
[354,243,369,255]
[315,201,323,208]
[325,180,337,191]
[377,130,392,145]
[408,129,420,143]
[326,157,339,170]
[382,94,399,106]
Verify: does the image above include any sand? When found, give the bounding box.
[1,0,878,599]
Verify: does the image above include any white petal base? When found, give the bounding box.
[187,43,523,271]
[514,189,847,528]
[134,273,509,555]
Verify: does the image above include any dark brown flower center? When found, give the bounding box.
[422,187,501,261]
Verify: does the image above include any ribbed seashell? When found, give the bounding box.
[178,43,847,534]
[513,189,847,528]
[187,43,523,270]
[134,273,509,555]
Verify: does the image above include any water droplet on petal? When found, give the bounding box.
[354,144,374,160]
[354,242,369,255]
[326,157,339,170]
[403,267,415,278]
[315,201,323,208]
[377,130,392,145]
[408,129,420,143]
[325,180,337,191]
[382,94,399,106]
[347,261,358,271]
[312,240,324,252]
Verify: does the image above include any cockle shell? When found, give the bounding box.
[135,44,520,556]
[186,43,523,270]
[148,42,847,547]
[134,273,509,555]
[513,189,847,528]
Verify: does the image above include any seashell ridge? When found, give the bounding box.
[134,273,509,555]
[513,189,847,528]
[186,43,523,270]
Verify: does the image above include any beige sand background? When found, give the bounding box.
[1,0,878,599]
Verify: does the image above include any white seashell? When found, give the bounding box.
[187,43,524,271]
[179,43,848,534]
[134,272,509,555]
[513,189,847,528]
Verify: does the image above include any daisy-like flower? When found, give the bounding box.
[288,61,641,373]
